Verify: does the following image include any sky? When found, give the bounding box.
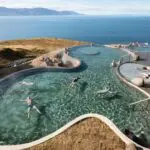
[0,0,150,15]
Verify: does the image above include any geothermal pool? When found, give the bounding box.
[0,46,149,145]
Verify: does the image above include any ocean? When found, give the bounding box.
[0,15,150,44]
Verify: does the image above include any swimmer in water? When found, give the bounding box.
[95,87,110,94]
[20,81,33,86]
[95,87,117,95]
[70,77,81,87]
[21,97,41,118]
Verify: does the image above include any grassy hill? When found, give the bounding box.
[0,38,88,67]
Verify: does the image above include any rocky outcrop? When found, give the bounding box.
[31,51,81,69]
[61,53,81,68]
[131,77,144,87]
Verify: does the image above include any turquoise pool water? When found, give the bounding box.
[0,46,149,145]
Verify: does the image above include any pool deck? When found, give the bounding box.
[119,51,150,94]
[119,63,150,94]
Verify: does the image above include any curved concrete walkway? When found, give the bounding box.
[120,63,148,80]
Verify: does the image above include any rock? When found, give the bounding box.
[131,77,144,87]
[61,53,80,68]
[146,66,150,70]
[144,79,150,85]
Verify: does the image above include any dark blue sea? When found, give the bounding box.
[0,15,150,44]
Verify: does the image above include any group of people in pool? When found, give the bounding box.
[22,76,116,118]
[22,77,81,118]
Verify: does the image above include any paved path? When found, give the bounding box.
[120,63,146,80]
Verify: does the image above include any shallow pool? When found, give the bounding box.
[0,46,149,145]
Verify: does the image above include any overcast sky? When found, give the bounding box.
[0,0,150,15]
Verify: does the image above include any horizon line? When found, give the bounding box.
[1,6,150,16]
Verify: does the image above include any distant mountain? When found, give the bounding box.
[0,7,80,16]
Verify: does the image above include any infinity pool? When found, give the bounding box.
[0,46,149,145]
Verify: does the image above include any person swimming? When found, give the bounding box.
[21,97,41,118]
[95,87,117,95]
[95,87,110,94]
[70,77,81,87]
[19,81,33,86]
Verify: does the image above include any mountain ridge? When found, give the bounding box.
[0,7,80,16]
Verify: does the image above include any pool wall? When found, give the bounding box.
[120,48,137,59]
